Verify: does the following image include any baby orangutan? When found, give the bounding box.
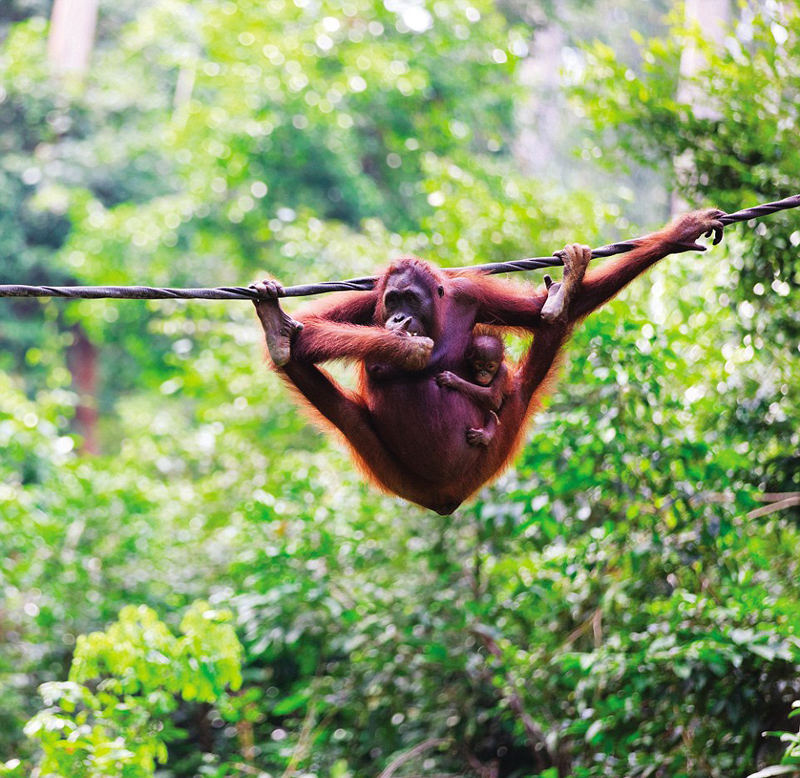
[435,330,510,447]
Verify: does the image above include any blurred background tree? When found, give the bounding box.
[0,1,798,777]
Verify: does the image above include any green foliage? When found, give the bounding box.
[573,2,800,488]
[18,602,242,778]
[573,5,800,205]
[747,700,800,778]
[1,1,799,777]
[572,5,800,343]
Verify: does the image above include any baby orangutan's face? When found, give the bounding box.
[468,335,503,386]
[472,359,498,386]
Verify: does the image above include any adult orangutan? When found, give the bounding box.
[253,209,724,514]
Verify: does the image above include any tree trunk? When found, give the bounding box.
[47,0,99,75]
[67,326,99,454]
[673,0,732,213]
[49,0,101,453]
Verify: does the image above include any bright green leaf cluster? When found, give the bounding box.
[21,602,242,778]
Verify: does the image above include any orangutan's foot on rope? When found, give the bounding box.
[540,243,592,323]
[251,279,304,367]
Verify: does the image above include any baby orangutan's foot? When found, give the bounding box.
[250,279,303,367]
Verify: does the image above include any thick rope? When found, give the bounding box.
[1,194,798,301]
